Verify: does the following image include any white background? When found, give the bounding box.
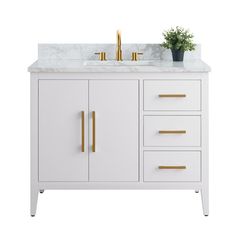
[0,0,235,235]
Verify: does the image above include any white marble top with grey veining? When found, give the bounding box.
[28,44,210,73]
[28,59,210,73]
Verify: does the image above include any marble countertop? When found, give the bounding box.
[28,59,210,73]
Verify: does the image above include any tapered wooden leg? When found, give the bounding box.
[31,186,38,216]
[201,187,209,216]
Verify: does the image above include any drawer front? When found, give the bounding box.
[144,80,201,111]
[144,116,201,147]
[144,151,201,182]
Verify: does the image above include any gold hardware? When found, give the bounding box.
[159,94,186,98]
[158,166,186,170]
[92,111,96,152]
[159,130,186,134]
[95,52,107,61]
[81,111,85,152]
[116,30,123,61]
[131,52,143,61]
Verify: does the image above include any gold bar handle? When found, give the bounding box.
[159,130,186,134]
[81,111,85,152]
[158,166,186,170]
[92,111,96,152]
[159,94,186,98]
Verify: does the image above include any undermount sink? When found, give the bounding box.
[83,60,156,66]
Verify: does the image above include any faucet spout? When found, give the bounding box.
[116,30,123,61]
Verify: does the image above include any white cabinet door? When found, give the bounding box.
[89,80,139,181]
[39,80,88,181]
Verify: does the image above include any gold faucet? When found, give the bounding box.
[95,30,144,61]
[116,30,123,61]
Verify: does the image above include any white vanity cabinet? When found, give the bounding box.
[30,72,209,216]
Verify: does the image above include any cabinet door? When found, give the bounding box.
[89,80,139,181]
[39,80,88,181]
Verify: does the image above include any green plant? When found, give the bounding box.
[161,26,196,52]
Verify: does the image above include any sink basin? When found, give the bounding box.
[83,60,156,66]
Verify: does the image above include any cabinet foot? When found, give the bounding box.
[31,187,38,217]
[39,190,44,194]
[201,187,209,216]
[195,190,199,193]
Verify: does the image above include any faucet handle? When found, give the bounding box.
[94,52,107,61]
[131,52,143,61]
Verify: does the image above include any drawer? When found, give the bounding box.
[144,116,200,147]
[144,80,201,111]
[144,151,201,182]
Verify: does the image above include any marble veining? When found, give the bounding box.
[38,44,201,61]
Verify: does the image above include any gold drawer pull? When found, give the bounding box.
[158,166,186,170]
[92,111,96,152]
[81,111,85,152]
[159,94,186,98]
[159,130,186,134]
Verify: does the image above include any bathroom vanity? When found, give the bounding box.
[29,43,210,216]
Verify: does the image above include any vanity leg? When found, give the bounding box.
[201,187,209,216]
[30,76,39,217]
[31,186,38,217]
[39,190,44,194]
[195,190,199,193]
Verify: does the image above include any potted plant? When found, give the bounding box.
[161,26,196,61]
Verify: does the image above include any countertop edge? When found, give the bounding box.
[28,60,211,73]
